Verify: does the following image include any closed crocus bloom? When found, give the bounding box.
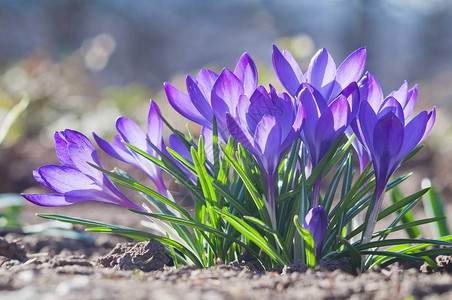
[164,53,258,141]
[94,100,169,197]
[226,86,305,225]
[350,73,419,172]
[272,45,366,102]
[297,82,359,207]
[303,206,328,258]
[22,130,142,211]
[356,99,436,243]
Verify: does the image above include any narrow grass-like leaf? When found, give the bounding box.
[130,209,263,261]
[213,208,287,267]
[390,186,421,238]
[422,179,451,238]
[293,215,315,268]
[220,144,272,227]
[244,216,291,262]
[346,188,430,240]
[372,217,446,238]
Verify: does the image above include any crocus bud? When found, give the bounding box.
[303,206,328,258]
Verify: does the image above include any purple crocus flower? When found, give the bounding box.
[226,86,305,223]
[350,72,419,172]
[297,82,359,207]
[272,45,366,102]
[22,129,142,211]
[356,99,436,242]
[164,53,258,141]
[93,101,169,197]
[303,206,328,258]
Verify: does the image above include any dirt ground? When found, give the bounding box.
[0,224,452,300]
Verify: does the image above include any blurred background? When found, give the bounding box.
[0,0,451,228]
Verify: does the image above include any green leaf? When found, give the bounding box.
[372,217,446,238]
[355,238,452,251]
[389,186,421,238]
[243,215,291,262]
[346,187,430,240]
[130,209,261,260]
[293,215,315,268]
[213,208,287,267]
[422,179,451,238]
[220,144,272,227]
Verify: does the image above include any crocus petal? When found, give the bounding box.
[359,72,384,112]
[254,115,281,174]
[168,134,197,182]
[421,107,436,142]
[281,104,305,151]
[283,49,305,84]
[37,165,98,194]
[226,114,256,155]
[397,111,428,162]
[93,133,136,166]
[389,81,409,107]
[164,82,210,127]
[64,130,103,179]
[269,89,296,140]
[33,169,48,187]
[234,53,258,97]
[54,131,73,167]
[168,134,191,163]
[305,48,337,101]
[378,97,405,123]
[246,86,271,134]
[403,85,418,119]
[22,193,77,207]
[116,117,147,150]
[146,100,164,148]
[236,94,251,131]
[335,47,367,90]
[313,95,350,164]
[211,69,245,138]
[200,127,214,164]
[186,75,214,122]
[196,69,218,103]
[372,112,404,183]
[358,101,378,152]
[303,206,328,258]
[298,88,320,153]
[272,45,302,97]
[341,82,359,117]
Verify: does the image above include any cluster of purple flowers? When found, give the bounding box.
[23,45,436,257]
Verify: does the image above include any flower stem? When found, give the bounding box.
[266,174,277,232]
[312,175,322,208]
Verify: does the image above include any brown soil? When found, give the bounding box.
[1,232,452,300]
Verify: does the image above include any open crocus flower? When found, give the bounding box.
[298,82,359,207]
[350,72,419,172]
[356,99,436,242]
[93,101,169,198]
[272,45,366,102]
[22,129,142,211]
[303,206,328,258]
[164,53,258,141]
[226,86,305,225]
